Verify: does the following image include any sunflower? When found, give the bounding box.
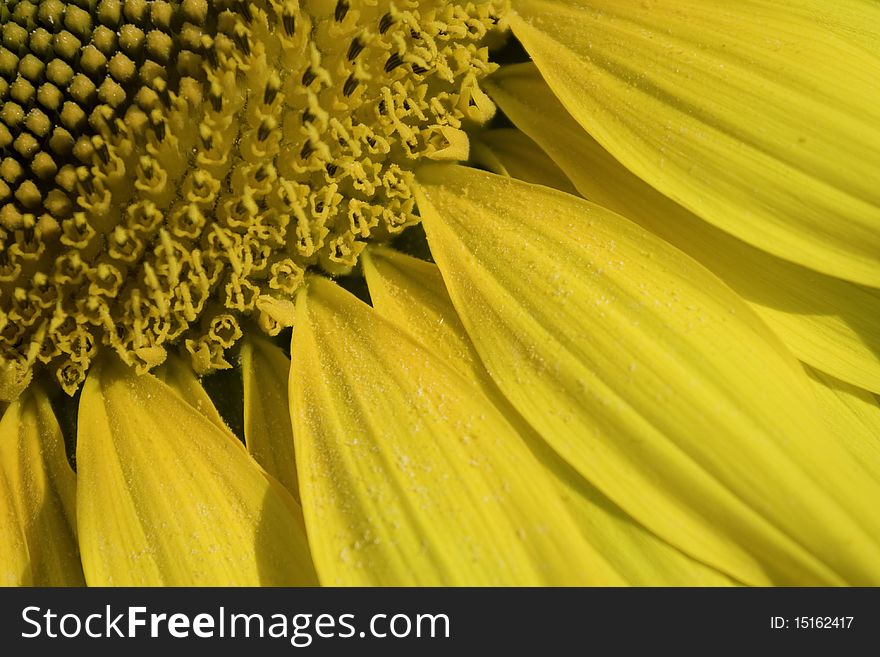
[1,0,879,587]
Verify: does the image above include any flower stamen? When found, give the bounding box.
[0,0,507,399]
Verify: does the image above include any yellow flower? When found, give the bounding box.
[1,0,879,586]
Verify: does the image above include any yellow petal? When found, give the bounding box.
[415,164,880,586]
[470,129,578,196]
[0,388,84,586]
[551,460,737,586]
[363,249,735,585]
[509,0,880,286]
[362,246,484,386]
[154,353,237,440]
[77,357,317,586]
[486,64,880,394]
[242,335,299,498]
[804,368,880,487]
[290,276,622,585]
[794,2,880,52]
[0,361,32,403]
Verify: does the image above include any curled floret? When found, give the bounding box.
[0,0,508,398]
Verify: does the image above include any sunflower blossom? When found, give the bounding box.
[1,0,879,586]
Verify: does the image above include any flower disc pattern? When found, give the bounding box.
[0,0,504,398]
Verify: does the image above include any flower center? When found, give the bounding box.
[0,0,506,399]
